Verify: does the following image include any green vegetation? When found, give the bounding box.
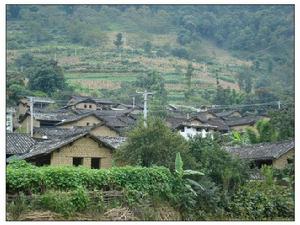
[6,5,294,106]
[115,117,194,169]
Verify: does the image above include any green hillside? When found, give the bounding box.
[6,5,294,107]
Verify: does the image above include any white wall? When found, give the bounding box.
[178,126,214,140]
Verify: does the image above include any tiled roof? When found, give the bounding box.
[224,139,295,160]
[215,110,241,118]
[67,96,114,106]
[6,133,36,155]
[33,127,89,139]
[10,133,124,161]
[166,116,187,129]
[95,136,127,149]
[207,118,229,132]
[15,133,89,160]
[225,116,261,127]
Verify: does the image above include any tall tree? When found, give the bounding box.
[27,59,66,95]
[113,33,124,50]
[115,117,195,170]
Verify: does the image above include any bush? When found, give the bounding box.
[228,181,294,220]
[6,161,178,202]
[38,190,76,217]
[7,192,27,220]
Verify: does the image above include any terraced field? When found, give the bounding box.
[7,30,249,104]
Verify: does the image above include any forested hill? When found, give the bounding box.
[6,5,294,108]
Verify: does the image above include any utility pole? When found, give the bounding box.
[132,96,135,109]
[29,97,33,137]
[136,90,154,127]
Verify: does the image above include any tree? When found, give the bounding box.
[246,119,278,143]
[237,66,254,94]
[115,117,195,170]
[27,59,66,95]
[185,63,194,89]
[143,41,152,54]
[269,108,294,140]
[113,33,123,50]
[188,135,249,192]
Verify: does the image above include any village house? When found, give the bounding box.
[224,139,295,169]
[7,131,127,169]
[170,111,229,139]
[224,116,265,132]
[17,109,76,133]
[64,95,116,111]
[56,111,136,135]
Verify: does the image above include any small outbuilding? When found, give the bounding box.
[224,139,295,169]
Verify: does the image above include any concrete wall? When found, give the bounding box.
[50,136,112,169]
[273,148,295,169]
[90,125,119,137]
[59,115,102,128]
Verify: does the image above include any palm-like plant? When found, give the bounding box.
[175,152,205,196]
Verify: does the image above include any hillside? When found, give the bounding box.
[6,5,294,107]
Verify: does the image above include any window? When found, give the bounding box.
[73,157,83,167]
[84,104,87,108]
[86,122,90,126]
[89,105,92,109]
[91,158,101,169]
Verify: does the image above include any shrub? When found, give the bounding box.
[7,192,27,220]
[228,181,294,220]
[6,161,178,202]
[38,190,76,217]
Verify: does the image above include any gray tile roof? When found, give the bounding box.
[11,132,125,161]
[33,127,89,139]
[207,118,229,132]
[66,96,114,107]
[166,116,187,129]
[15,133,89,160]
[95,136,127,149]
[215,110,241,118]
[225,116,261,127]
[6,133,36,155]
[224,139,295,160]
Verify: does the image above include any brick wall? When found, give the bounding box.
[273,148,294,169]
[59,115,102,128]
[90,125,119,137]
[50,136,113,168]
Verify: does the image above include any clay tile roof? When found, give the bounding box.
[6,133,36,155]
[224,139,295,160]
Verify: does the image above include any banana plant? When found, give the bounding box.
[175,152,205,196]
